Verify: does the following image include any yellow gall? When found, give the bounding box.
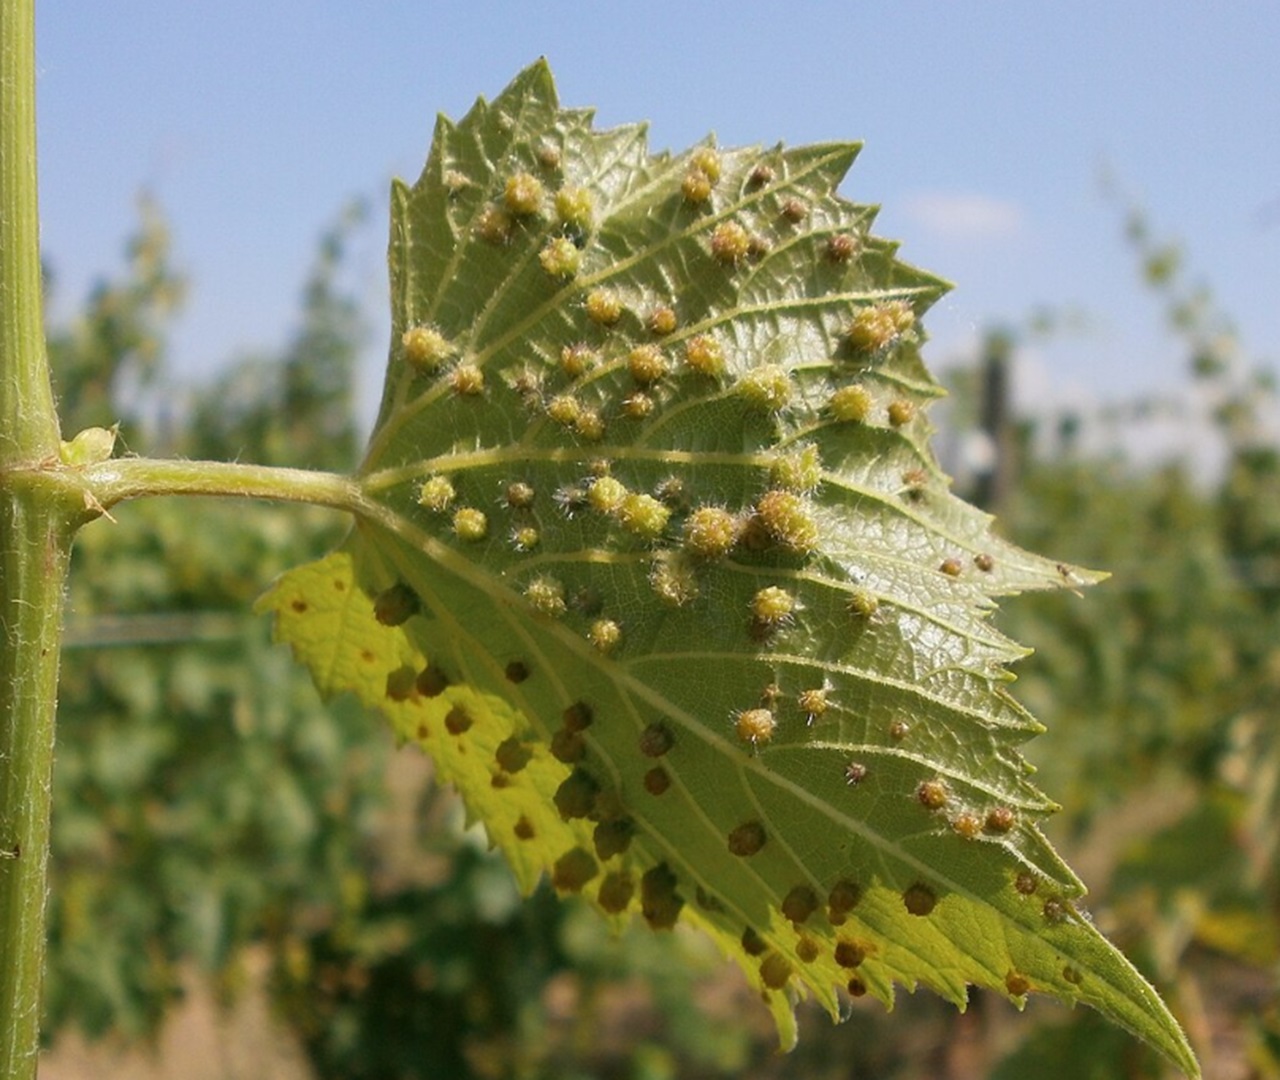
[536,142,562,169]
[847,587,879,617]
[585,288,624,326]
[505,481,535,509]
[587,475,629,514]
[546,394,582,426]
[690,146,723,181]
[417,475,456,512]
[951,812,983,839]
[452,507,489,542]
[647,305,678,335]
[588,618,622,654]
[780,197,808,223]
[681,170,713,204]
[829,384,873,422]
[769,446,823,492]
[620,392,655,419]
[683,334,726,377]
[503,172,544,215]
[560,343,599,378]
[574,409,605,441]
[939,557,963,577]
[627,344,668,386]
[539,237,581,278]
[887,299,916,332]
[887,399,916,427]
[402,325,451,371]
[683,506,741,560]
[985,806,1016,834]
[849,300,914,352]
[735,707,777,746]
[826,232,860,262]
[710,221,751,263]
[755,489,819,553]
[917,778,949,811]
[451,363,485,396]
[618,493,671,539]
[476,204,513,244]
[737,365,793,411]
[524,576,567,618]
[751,585,796,625]
[554,185,593,228]
[649,551,699,606]
[797,688,828,720]
[511,526,540,552]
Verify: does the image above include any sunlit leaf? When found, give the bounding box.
[257,60,1197,1076]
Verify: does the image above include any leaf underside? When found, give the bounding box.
[256,60,1196,1076]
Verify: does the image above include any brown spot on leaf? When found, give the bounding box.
[444,706,473,735]
[741,927,768,956]
[639,722,674,758]
[834,940,866,968]
[643,767,671,795]
[592,819,634,861]
[550,728,586,764]
[903,882,937,916]
[415,666,449,698]
[1005,971,1031,997]
[796,937,820,963]
[553,769,599,821]
[846,976,867,998]
[514,816,535,841]
[504,660,530,683]
[597,871,634,914]
[781,885,819,926]
[552,847,598,893]
[727,821,766,857]
[641,863,683,930]
[563,702,593,732]
[828,879,863,923]
[494,737,532,774]
[385,666,417,702]
[374,583,420,626]
[759,953,793,990]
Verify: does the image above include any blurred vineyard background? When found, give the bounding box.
[35,195,1279,1080]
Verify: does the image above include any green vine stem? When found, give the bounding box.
[1,0,65,1077]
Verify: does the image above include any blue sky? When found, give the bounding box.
[35,3,1280,432]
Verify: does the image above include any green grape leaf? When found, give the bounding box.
[256,60,1197,1076]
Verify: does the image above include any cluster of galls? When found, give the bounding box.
[915,777,1021,841]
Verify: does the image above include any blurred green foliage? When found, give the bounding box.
[40,199,1280,1078]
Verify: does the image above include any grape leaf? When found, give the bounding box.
[256,60,1197,1076]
